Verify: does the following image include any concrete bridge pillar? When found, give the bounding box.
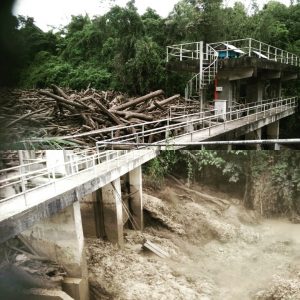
[245,128,262,150]
[21,202,89,300]
[101,178,124,247]
[267,121,280,150]
[270,79,282,98]
[217,79,233,106]
[246,79,264,102]
[128,166,143,231]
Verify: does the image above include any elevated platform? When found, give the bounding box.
[218,56,299,80]
[167,38,300,102]
[95,97,298,149]
[0,150,157,243]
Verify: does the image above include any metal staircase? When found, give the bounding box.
[167,42,219,103]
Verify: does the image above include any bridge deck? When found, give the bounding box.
[97,97,297,148]
[0,150,157,242]
[167,106,295,146]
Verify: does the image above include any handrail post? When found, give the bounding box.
[166,47,169,63]
[165,119,170,140]
[180,45,183,61]
[249,38,252,56]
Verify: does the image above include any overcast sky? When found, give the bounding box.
[13,0,291,32]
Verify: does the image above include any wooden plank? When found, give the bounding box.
[143,240,170,258]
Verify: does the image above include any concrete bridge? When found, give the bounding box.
[0,149,158,299]
[97,97,298,150]
[1,38,299,299]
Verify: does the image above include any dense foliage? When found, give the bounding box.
[2,0,300,96]
[1,0,299,135]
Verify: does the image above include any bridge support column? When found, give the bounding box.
[245,128,262,150]
[20,202,89,300]
[102,178,124,247]
[267,121,280,150]
[270,79,282,98]
[128,166,143,231]
[246,79,264,102]
[217,79,233,106]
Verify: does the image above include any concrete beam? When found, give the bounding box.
[217,67,254,81]
[282,73,298,81]
[128,166,143,231]
[102,179,124,247]
[21,202,89,300]
[220,56,299,73]
[261,70,281,80]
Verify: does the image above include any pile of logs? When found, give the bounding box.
[0,85,185,147]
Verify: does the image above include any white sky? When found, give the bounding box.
[13,0,291,32]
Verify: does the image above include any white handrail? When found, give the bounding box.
[0,149,133,202]
[168,38,299,101]
[97,97,298,147]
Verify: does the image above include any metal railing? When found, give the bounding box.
[0,149,149,203]
[97,97,298,148]
[167,42,203,62]
[167,42,219,100]
[167,38,299,101]
[185,44,219,99]
[209,38,300,66]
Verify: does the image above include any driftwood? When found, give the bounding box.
[112,90,164,111]
[51,84,70,99]
[112,110,154,121]
[5,107,48,128]
[153,100,166,111]
[168,175,230,208]
[148,94,180,111]
[90,97,123,125]
[1,86,190,147]
[39,90,85,109]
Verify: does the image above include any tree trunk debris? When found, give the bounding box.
[0,86,206,147]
